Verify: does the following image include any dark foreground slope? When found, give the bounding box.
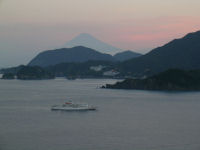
[28,46,114,67]
[104,69,200,91]
[119,31,200,76]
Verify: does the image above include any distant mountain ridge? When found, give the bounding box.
[28,46,142,67]
[4,30,200,79]
[113,50,142,61]
[119,30,200,76]
[29,30,200,73]
[63,33,122,54]
[28,33,143,67]
[28,46,114,67]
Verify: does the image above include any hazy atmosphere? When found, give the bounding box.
[1,0,200,67]
[1,1,200,150]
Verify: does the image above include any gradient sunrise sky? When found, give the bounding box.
[1,0,200,67]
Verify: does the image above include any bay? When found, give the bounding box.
[0,79,200,150]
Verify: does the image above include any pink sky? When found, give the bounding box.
[0,0,200,66]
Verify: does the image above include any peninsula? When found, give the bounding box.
[103,69,200,91]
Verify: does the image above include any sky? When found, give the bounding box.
[1,0,200,67]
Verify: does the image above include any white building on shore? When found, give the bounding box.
[103,70,120,77]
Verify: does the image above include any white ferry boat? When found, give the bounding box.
[51,101,97,111]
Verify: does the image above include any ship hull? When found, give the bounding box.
[51,106,96,111]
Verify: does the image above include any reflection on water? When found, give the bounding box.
[0,79,200,150]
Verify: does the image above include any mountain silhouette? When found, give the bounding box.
[28,46,114,67]
[63,33,122,54]
[114,50,142,61]
[120,30,200,76]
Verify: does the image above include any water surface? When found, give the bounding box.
[0,79,200,150]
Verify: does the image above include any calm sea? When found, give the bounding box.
[0,78,200,150]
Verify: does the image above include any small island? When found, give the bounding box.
[103,69,200,91]
[16,66,55,80]
[2,73,15,79]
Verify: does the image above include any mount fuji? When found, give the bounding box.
[63,33,122,55]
